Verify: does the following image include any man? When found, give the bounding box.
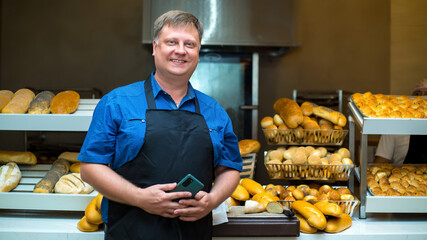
[78,10,242,240]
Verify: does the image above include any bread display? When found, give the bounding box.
[54,173,94,194]
[238,139,261,156]
[28,91,55,114]
[352,92,426,118]
[0,90,14,111]
[33,158,70,193]
[0,162,22,192]
[264,146,354,180]
[367,163,427,196]
[50,90,80,114]
[1,88,35,113]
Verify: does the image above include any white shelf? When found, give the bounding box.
[0,99,99,131]
[0,164,97,211]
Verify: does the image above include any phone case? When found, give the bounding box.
[171,174,204,198]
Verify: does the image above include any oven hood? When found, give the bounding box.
[142,0,300,54]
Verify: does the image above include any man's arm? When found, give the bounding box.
[80,162,192,218]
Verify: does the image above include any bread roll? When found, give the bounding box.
[312,106,347,127]
[54,173,94,194]
[1,88,35,113]
[292,200,327,230]
[0,162,22,192]
[34,158,70,193]
[295,213,318,233]
[50,90,80,114]
[273,114,285,126]
[77,216,99,232]
[0,90,13,111]
[260,116,274,128]
[28,91,55,114]
[324,213,352,233]
[314,201,342,218]
[238,139,261,156]
[273,98,304,128]
[0,151,37,165]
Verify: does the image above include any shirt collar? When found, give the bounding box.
[150,72,195,101]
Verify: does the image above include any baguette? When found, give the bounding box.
[0,151,37,165]
[50,90,80,114]
[0,162,22,192]
[240,178,265,196]
[273,98,304,128]
[314,201,343,218]
[28,91,55,114]
[324,213,352,233]
[54,173,94,194]
[295,213,318,233]
[312,106,347,127]
[33,158,70,193]
[58,151,80,163]
[292,200,327,230]
[0,90,14,111]
[1,88,35,113]
[244,200,265,213]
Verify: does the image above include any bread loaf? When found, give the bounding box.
[324,213,352,233]
[58,151,80,163]
[0,90,14,111]
[292,200,327,230]
[85,195,103,224]
[28,91,55,114]
[240,178,265,196]
[295,213,318,233]
[313,201,342,218]
[244,200,265,213]
[312,106,347,127]
[1,88,35,113]
[54,173,94,194]
[33,158,70,193]
[0,162,22,192]
[273,98,303,128]
[0,151,37,165]
[77,216,99,232]
[50,90,80,114]
[231,184,250,201]
[238,139,261,156]
[300,102,318,116]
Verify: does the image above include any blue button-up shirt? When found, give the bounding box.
[78,72,242,171]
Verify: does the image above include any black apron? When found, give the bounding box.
[404,135,427,164]
[105,78,214,240]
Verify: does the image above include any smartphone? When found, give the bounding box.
[171,174,204,198]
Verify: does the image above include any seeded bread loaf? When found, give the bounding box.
[33,158,70,193]
[28,91,55,114]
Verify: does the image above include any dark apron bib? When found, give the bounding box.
[404,135,427,164]
[105,78,214,240]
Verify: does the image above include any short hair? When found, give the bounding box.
[153,10,203,44]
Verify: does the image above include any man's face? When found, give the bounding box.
[152,25,200,80]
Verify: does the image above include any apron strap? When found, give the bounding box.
[144,75,201,114]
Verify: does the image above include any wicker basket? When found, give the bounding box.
[265,162,354,180]
[263,129,348,146]
[279,198,360,217]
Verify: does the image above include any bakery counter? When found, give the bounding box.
[2,211,427,240]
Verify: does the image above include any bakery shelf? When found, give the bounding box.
[349,100,427,218]
[0,99,99,131]
[0,164,97,211]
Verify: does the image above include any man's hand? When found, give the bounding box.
[172,191,213,222]
[137,183,193,218]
